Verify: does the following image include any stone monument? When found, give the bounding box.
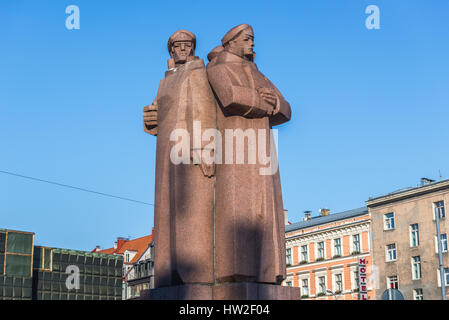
[143,30,216,289]
[142,25,299,300]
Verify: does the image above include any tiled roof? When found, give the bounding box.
[285,207,369,233]
[98,247,115,255]
[97,234,153,264]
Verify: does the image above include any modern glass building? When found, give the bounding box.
[0,229,123,300]
[0,229,34,300]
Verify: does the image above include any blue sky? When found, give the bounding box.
[1,0,448,251]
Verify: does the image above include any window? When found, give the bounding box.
[130,285,137,298]
[125,253,130,263]
[301,245,308,262]
[352,234,361,253]
[441,234,448,253]
[302,279,309,296]
[412,256,421,280]
[34,247,52,271]
[334,273,343,292]
[434,201,446,219]
[285,281,292,287]
[384,213,395,230]
[318,276,326,294]
[317,242,325,259]
[413,289,423,300]
[353,271,359,289]
[445,268,449,286]
[387,275,398,289]
[435,234,448,254]
[410,224,419,247]
[286,248,292,265]
[386,244,397,262]
[333,238,342,257]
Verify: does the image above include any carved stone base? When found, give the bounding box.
[139,283,301,300]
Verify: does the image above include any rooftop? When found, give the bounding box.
[285,207,369,233]
[95,234,153,264]
[51,247,123,260]
[366,178,449,207]
[0,228,34,234]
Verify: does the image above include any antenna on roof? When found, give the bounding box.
[439,170,443,180]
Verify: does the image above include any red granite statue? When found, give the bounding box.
[143,26,298,300]
[143,30,216,289]
[206,24,291,285]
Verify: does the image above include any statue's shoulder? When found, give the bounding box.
[207,51,241,70]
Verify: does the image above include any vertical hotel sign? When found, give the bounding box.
[358,258,368,300]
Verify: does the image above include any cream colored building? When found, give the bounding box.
[367,178,449,300]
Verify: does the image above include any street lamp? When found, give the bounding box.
[435,207,447,300]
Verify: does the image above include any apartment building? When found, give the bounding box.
[93,233,153,299]
[125,241,154,299]
[367,178,449,300]
[284,207,373,300]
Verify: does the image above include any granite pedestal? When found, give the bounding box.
[139,283,301,300]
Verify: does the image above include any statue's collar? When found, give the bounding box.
[166,56,200,75]
[220,50,255,65]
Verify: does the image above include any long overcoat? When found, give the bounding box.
[153,57,216,288]
[206,50,291,284]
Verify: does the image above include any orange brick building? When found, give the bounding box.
[284,207,374,300]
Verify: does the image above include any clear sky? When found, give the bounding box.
[1,0,448,251]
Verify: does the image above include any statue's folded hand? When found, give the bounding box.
[257,87,279,116]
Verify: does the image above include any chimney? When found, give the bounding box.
[303,210,312,221]
[284,209,289,226]
[420,177,435,186]
[115,237,127,250]
[320,208,330,216]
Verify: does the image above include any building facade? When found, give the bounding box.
[0,228,123,300]
[94,233,153,299]
[33,246,123,300]
[284,208,374,300]
[125,242,154,299]
[0,229,34,300]
[367,178,449,300]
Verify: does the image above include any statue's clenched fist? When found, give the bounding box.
[191,149,215,178]
[143,103,158,136]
